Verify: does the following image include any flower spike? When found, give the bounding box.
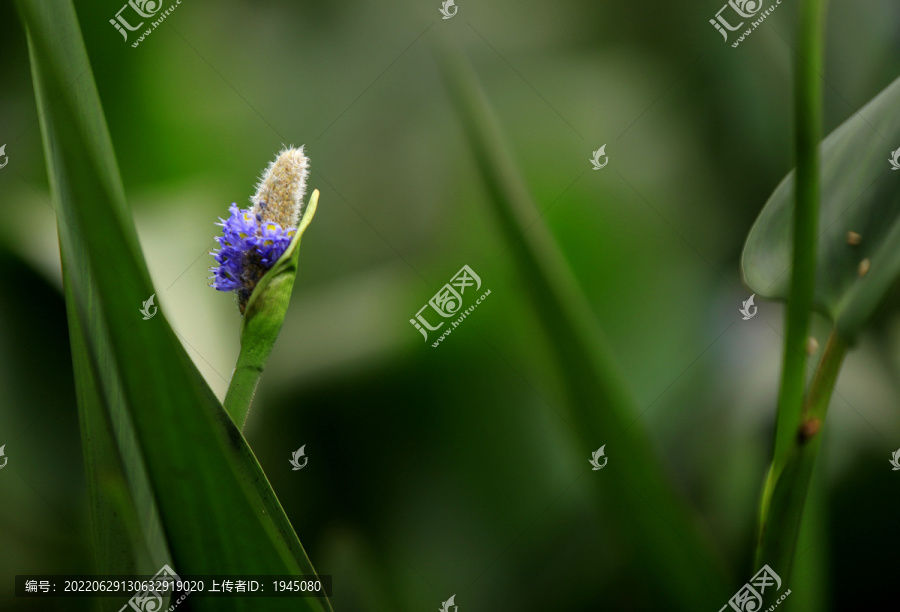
[210,147,310,313]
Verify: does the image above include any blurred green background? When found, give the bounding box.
[2,0,900,609]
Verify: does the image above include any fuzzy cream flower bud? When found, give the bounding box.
[251,146,310,229]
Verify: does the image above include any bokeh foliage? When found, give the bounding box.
[2,0,900,610]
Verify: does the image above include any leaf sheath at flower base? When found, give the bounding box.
[224,190,319,429]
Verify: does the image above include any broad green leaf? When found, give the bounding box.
[19,1,330,609]
[438,49,731,607]
[742,75,900,339]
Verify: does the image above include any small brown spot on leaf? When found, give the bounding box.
[806,337,819,356]
[798,418,821,443]
[847,231,862,246]
[859,258,871,277]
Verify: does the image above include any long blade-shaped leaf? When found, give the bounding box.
[19,2,330,609]
[62,248,158,575]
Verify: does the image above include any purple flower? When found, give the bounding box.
[257,220,296,267]
[210,148,309,314]
[210,203,295,312]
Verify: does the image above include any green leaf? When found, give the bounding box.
[437,48,731,608]
[225,190,319,428]
[62,249,165,611]
[742,74,900,339]
[18,1,331,609]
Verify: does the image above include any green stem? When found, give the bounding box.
[224,344,267,429]
[756,329,847,577]
[772,0,829,470]
[754,0,830,585]
[756,0,828,578]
